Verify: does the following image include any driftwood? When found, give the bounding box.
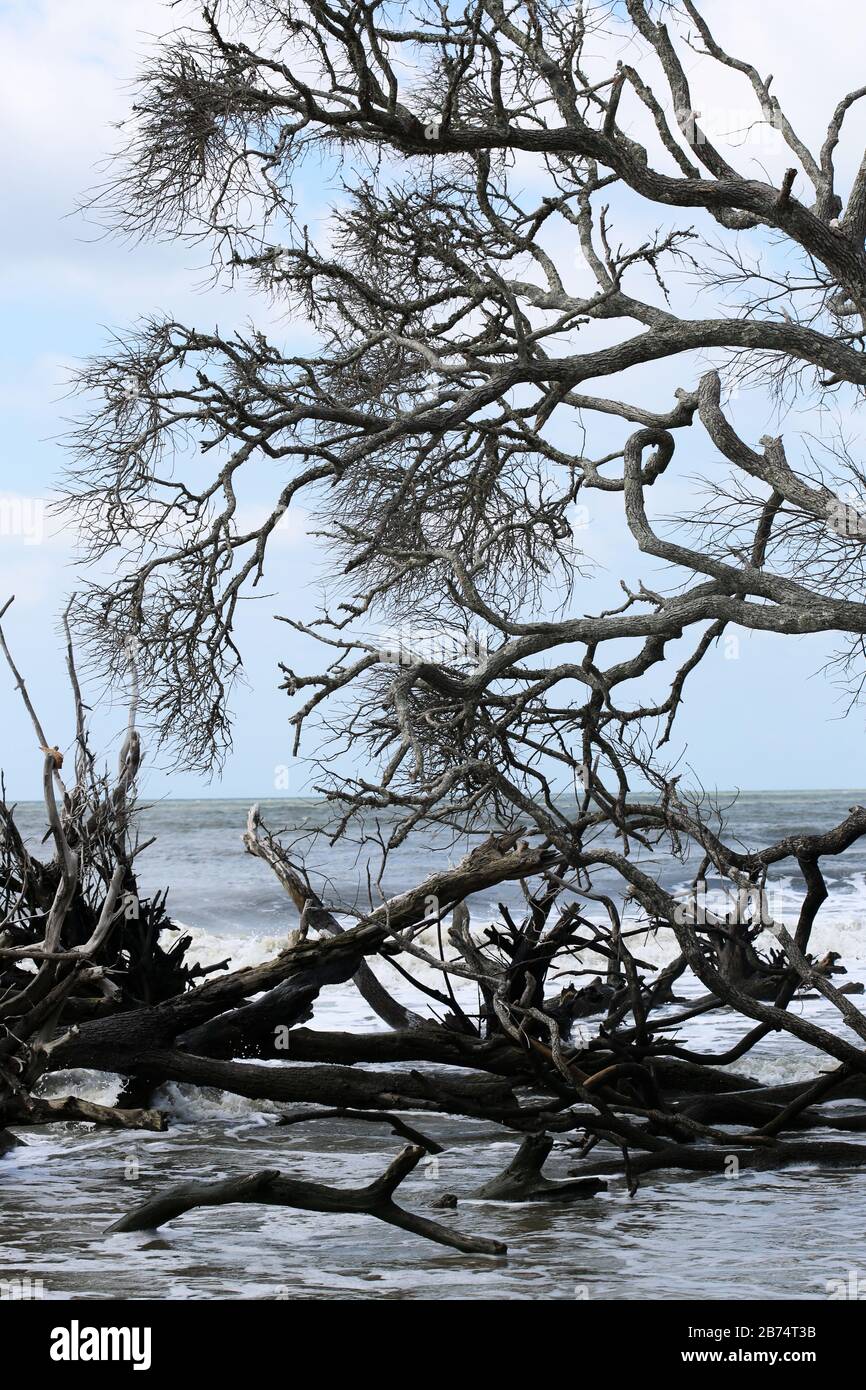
[276,1108,444,1153]
[570,1140,866,1184]
[243,806,426,1032]
[60,1048,523,1120]
[6,705,866,1255]
[0,1130,22,1157]
[472,1134,607,1203]
[107,1145,507,1257]
[11,0,866,1278]
[13,1096,167,1133]
[5,646,866,1261]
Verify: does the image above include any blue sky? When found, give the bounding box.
[1,0,866,799]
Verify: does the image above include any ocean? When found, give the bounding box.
[4,791,866,1301]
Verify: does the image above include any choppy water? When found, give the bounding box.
[4,792,866,1301]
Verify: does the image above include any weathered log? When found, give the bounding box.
[260,1029,761,1091]
[66,1047,523,1119]
[570,1139,866,1182]
[13,1095,167,1132]
[473,1133,607,1203]
[50,921,393,1068]
[739,1073,866,1105]
[681,1063,861,1133]
[682,1092,824,1128]
[276,1107,444,1152]
[0,1128,21,1156]
[648,1057,762,1094]
[53,835,563,1071]
[107,1144,507,1256]
[239,1024,533,1074]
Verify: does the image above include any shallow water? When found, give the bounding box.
[6,1100,865,1301]
[4,794,866,1300]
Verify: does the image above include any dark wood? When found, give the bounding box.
[108,1144,507,1256]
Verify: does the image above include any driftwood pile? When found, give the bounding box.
[3,607,866,1257]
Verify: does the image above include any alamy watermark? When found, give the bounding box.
[378,624,489,668]
[1,1276,45,1300]
[826,1267,866,1299]
[671,880,776,927]
[49,1321,152,1371]
[827,494,866,540]
[0,495,44,545]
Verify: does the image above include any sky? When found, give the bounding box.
[1,0,866,800]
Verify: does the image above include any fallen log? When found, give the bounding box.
[50,920,393,1068]
[0,1129,21,1156]
[13,1095,167,1133]
[63,1047,523,1119]
[570,1138,866,1182]
[246,1025,533,1074]
[52,834,564,1072]
[107,1144,507,1256]
[276,1107,444,1152]
[472,1133,607,1203]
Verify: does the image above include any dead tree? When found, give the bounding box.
[107,1145,507,1257]
[6,0,866,1253]
[0,601,205,1142]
